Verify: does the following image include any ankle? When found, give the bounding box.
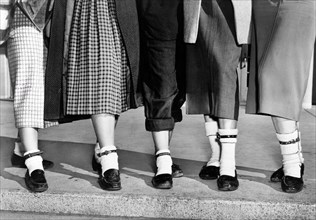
[99,146,119,175]
[156,149,172,175]
[24,150,44,175]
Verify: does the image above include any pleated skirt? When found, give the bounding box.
[66,0,130,116]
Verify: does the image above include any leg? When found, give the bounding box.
[91,114,121,191]
[199,115,220,180]
[7,8,52,193]
[216,118,239,191]
[19,128,48,193]
[138,0,182,189]
[168,37,186,178]
[270,117,304,193]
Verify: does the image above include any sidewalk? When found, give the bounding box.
[0,100,315,219]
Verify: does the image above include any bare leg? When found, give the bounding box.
[153,130,169,152]
[19,128,39,152]
[91,114,116,147]
[91,114,118,174]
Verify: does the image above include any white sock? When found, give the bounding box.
[156,149,172,176]
[99,145,119,176]
[205,122,220,167]
[94,142,101,164]
[218,129,238,177]
[24,150,44,175]
[14,139,24,156]
[277,130,304,178]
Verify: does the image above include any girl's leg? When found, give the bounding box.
[204,115,220,167]
[20,127,47,192]
[199,115,220,180]
[91,113,121,191]
[152,130,173,189]
[94,116,119,163]
[217,118,239,191]
[271,116,304,193]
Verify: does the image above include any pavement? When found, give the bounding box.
[0,100,315,219]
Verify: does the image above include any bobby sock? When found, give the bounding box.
[205,121,220,167]
[156,149,172,176]
[218,129,238,177]
[24,150,44,175]
[276,130,304,178]
[99,145,119,176]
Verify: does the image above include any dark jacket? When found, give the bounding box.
[44,0,142,121]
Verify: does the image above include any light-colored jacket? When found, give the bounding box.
[183,0,252,45]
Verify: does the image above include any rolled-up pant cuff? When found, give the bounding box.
[145,118,175,131]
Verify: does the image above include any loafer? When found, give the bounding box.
[281,164,304,193]
[11,153,54,169]
[270,167,284,182]
[172,163,183,178]
[25,169,48,193]
[199,165,219,180]
[217,171,239,191]
[98,169,122,191]
[152,174,173,189]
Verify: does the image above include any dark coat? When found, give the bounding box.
[44,0,142,121]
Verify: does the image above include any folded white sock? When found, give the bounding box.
[218,129,238,177]
[99,145,119,176]
[277,130,304,178]
[156,149,172,176]
[24,150,44,175]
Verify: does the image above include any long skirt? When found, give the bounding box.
[66,0,130,116]
[7,7,56,129]
[246,0,316,121]
[186,0,241,120]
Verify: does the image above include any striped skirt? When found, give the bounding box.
[66,0,130,116]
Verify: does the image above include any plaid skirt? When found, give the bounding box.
[66,0,129,115]
[7,7,57,129]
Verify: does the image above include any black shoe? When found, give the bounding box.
[98,169,122,191]
[152,174,173,189]
[11,153,54,169]
[25,169,48,193]
[172,163,183,178]
[92,154,102,174]
[281,164,304,193]
[217,171,239,191]
[199,165,220,180]
[270,167,284,182]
